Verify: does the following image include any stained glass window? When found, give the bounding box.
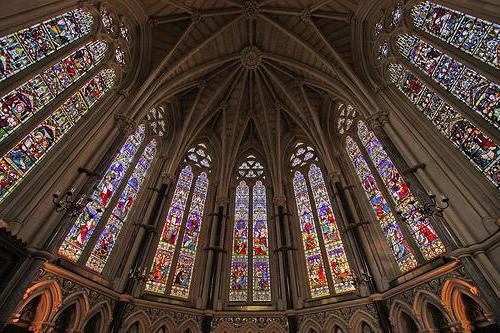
[145,166,193,294]
[389,63,499,188]
[115,47,125,65]
[0,69,116,201]
[101,8,115,33]
[357,121,446,260]
[391,2,403,27]
[396,34,499,129]
[412,1,499,69]
[170,172,209,298]
[58,124,145,261]
[1,40,108,142]
[120,23,130,42]
[252,181,271,301]
[0,9,94,82]
[293,171,330,297]
[308,164,355,293]
[377,41,390,60]
[86,139,157,273]
[346,136,418,272]
[185,143,212,170]
[229,180,250,301]
[337,103,357,135]
[147,107,166,136]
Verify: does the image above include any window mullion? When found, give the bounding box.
[302,165,336,294]
[77,138,147,266]
[407,26,498,84]
[248,179,254,302]
[0,61,109,157]
[354,136,426,264]
[166,169,197,295]
[395,54,500,144]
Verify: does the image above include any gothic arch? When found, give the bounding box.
[389,299,423,333]
[121,311,151,333]
[240,321,260,333]
[79,300,113,333]
[413,290,452,331]
[177,318,200,333]
[213,321,237,333]
[150,316,175,333]
[263,321,287,333]
[441,278,496,332]
[348,310,381,333]
[9,280,63,332]
[324,314,349,333]
[299,318,322,333]
[51,291,90,332]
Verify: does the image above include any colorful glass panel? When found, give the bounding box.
[145,166,193,294]
[412,1,499,69]
[170,172,209,298]
[308,164,355,293]
[389,63,499,188]
[252,181,271,301]
[357,122,446,260]
[293,171,330,297]
[397,34,499,129]
[86,140,157,273]
[1,40,108,142]
[0,69,115,201]
[346,136,418,272]
[229,181,250,301]
[58,125,145,261]
[0,9,94,81]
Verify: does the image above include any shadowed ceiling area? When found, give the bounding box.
[130,0,372,179]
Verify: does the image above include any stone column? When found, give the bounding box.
[273,195,292,310]
[201,196,227,310]
[210,196,229,311]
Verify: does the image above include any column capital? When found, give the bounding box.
[161,172,175,185]
[327,170,342,183]
[216,196,229,206]
[273,195,287,206]
[366,110,390,129]
[115,115,136,134]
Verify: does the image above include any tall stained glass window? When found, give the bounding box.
[0,69,116,201]
[86,139,157,273]
[388,63,499,188]
[58,125,145,261]
[396,33,499,129]
[290,143,355,297]
[229,180,250,301]
[1,40,108,142]
[346,136,418,272]
[0,9,94,82]
[412,1,499,69]
[170,172,209,298]
[145,144,211,297]
[229,155,271,302]
[357,121,445,259]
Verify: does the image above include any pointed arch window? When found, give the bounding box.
[346,136,418,272]
[290,143,355,298]
[378,2,499,189]
[396,33,499,128]
[388,63,499,188]
[146,144,211,298]
[1,40,109,142]
[0,9,94,82]
[0,69,116,201]
[58,124,146,261]
[411,1,499,70]
[229,155,271,302]
[357,121,445,259]
[86,139,157,272]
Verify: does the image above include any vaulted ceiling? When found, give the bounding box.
[128,0,377,185]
